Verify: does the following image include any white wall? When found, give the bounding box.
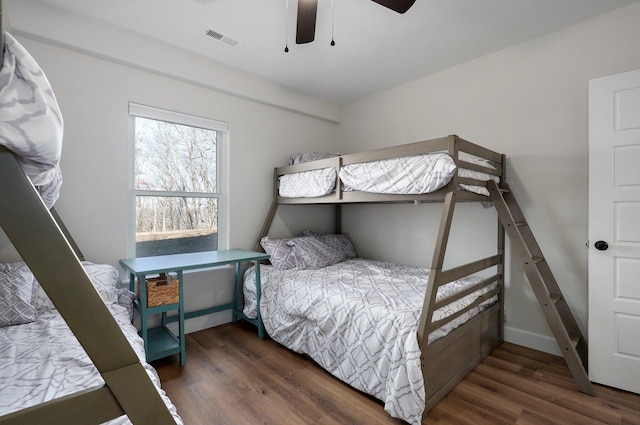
[337,2,640,353]
[0,1,340,331]
[4,0,640,350]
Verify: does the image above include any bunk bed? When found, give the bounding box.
[0,12,181,425]
[245,134,506,424]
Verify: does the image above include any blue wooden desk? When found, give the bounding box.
[120,249,270,366]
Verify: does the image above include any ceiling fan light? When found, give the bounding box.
[290,0,414,48]
[296,0,318,44]
[371,0,416,14]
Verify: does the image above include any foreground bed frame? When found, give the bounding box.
[0,154,178,425]
[257,134,506,414]
[0,9,177,424]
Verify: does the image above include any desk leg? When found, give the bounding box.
[129,273,136,325]
[177,270,186,366]
[232,263,241,324]
[254,260,264,340]
[139,274,149,359]
[129,272,135,293]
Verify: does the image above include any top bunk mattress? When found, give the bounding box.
[0,32,63,208]
[278,151,500,198]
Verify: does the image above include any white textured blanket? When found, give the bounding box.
[340,153,456,195]
[278,151,499,198]
[0,32,63,207]
[0,262,183,424]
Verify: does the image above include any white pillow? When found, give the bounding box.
[0,262,37,327]
[33,262,119,311]
[288,236,345,270]
[260,236,297,270]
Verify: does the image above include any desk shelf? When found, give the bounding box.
[145,326,181,362]
[133,298,180,314]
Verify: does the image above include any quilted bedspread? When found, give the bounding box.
[243,258,496,424]
[0,263,183,424]
[340,153,456,195]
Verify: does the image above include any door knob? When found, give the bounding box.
[594,240,609,251]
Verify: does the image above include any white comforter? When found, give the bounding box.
[278,152,499,199]
[0,262,183,424]
[243,258,496,424]
[0,32,63,208]
[340,153,456,195]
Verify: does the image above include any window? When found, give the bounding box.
[129,103,227,257]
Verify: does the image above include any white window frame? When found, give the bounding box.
[128,103,229,257]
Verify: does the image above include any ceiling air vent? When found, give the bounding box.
[202,28,239,48]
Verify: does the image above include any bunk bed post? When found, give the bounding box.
[417,190,457,344]
[254,167,284,252]
[334,204,342,234]
[255,199,279,252]
[496,221,505,340]
[417,134,461,344]
[497,153,507,341]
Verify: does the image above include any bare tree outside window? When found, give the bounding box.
[133,116,219,257]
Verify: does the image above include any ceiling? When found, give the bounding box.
[34,0,639,104]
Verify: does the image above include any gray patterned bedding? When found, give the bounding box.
[242,258,497,425]
[278,151,499,198]
[0,262,183,424]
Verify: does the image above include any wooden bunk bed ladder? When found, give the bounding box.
[487,180,596,396]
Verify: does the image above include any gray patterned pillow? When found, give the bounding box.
[33,262,120,311]
[302,231,357,259]
[260,236,297,270]
[289,152,340,165]
[288,236,346,270]
[0,262,37,327]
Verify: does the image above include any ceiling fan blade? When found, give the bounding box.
[296,0,318,44]
[371,0,416,14]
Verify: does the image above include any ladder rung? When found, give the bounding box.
[569,333,581,349]
[549,293,562,304]
[525,256,544,265]
[515,221,527,227]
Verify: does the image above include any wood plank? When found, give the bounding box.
[153,324,640,425]
[464,371,602,424]
[472,361,622,425]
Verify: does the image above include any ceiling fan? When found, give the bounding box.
[295,0,416,44]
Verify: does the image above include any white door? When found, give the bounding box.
[589,69,640,394]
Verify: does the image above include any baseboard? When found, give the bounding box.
[160,318,563,354]
[166,311,233,335]
[504,325,561,356]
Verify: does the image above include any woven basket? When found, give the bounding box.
[137,272,179,308]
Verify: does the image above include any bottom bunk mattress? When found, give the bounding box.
[0,261,183,425]
[242,258,497,425]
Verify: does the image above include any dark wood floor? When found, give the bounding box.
[152,322,640,425]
